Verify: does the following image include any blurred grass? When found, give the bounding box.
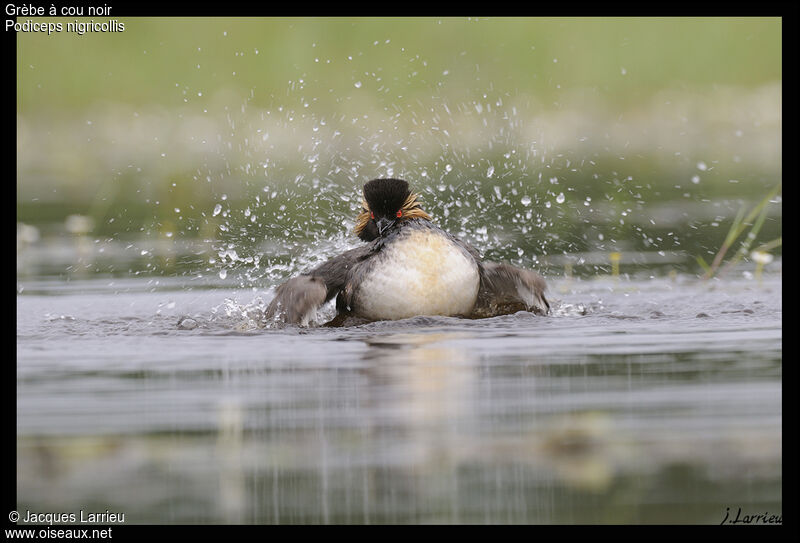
[697,183,782,279]
[18,17,781,114]
[16,17,782,276]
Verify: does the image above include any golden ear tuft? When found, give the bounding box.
[353,199,371,237]
[400,192,432,222]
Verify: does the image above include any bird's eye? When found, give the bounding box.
[370,211,375,220]
[396,210,403,218]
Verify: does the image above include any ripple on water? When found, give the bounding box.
[15,273,781,523]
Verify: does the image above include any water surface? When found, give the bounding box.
[16,270,782,524]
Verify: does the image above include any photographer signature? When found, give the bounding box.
[721,507,781,525]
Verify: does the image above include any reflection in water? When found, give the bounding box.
[216,400,245,524]
[364,332,476,440]
[358,333,478,523]
[16,275,781,524]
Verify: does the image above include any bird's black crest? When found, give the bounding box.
[363,178,411,216]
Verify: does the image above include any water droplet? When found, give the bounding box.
[556,192,565,204]
[697,161,707,171]
[219,269,227,280]
[354,81,362,88]
[213,204,222,216]
[691,175,700,184]
[521,195,531,206]
[487,165,495,178]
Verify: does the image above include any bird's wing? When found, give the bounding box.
[264,275,328,326]
[473,261,550,317]
[448,233,549,318]
[264,245,372,326]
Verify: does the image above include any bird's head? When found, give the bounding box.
[354,178,431,241]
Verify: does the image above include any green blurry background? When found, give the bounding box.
[17,18,782,113]
[16,17,782,280]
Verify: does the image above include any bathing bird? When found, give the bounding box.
[265,178,549,326]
